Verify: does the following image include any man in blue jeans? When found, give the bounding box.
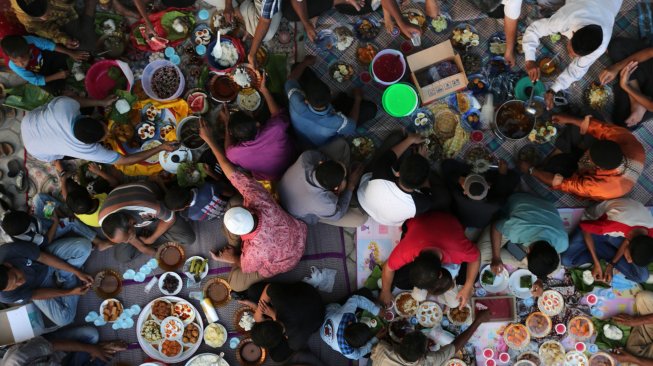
[1,325,126,365]
[0,237,93,326]
[562,198,653,284]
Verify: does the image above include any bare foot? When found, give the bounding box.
[625,103,646,127]
[425,0,440,18]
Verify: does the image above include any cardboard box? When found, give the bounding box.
[0,303,45,346]
[406,40,468,105]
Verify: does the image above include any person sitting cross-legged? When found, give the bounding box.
[286,55,376,148]
[562,198,653,284]
[320,290,385,360]
[1,325,127,366]
[224,75,295,181]
[0,238,93,327]
[520,114,644,200]
[98,182,197,262]
[478,193,569,297]
[201,109,307,292]
[357,132,450,227]
[164,178,233,222]
[370,309,491,366]
[278,138,367,228]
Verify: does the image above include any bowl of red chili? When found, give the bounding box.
[370,49,406,86]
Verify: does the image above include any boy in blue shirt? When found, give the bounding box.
[285,55,377,148]
[1,35,89,94]
[164,180,233,221]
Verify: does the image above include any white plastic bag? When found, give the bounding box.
[303,266,338,293]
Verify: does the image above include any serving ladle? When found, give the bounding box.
[525,83,537,115]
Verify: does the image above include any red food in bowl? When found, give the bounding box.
[373,54,403,82]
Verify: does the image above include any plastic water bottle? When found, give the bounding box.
[189,291,204,301]
[144,275,158,293]
[85,311,99,323]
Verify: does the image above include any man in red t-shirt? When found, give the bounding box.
[378,211,480,309]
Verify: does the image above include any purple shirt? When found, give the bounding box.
[226,111,295,181]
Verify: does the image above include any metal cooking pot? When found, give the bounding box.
[176,116,207,157]
[493,100,536,141]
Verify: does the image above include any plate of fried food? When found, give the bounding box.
[394,292,419,317]
[354,18,380,41]
[504,323,530,350]
[100,298,123,323]
[585,82,612,110]
[539,340,565,366]
[357,43,378,65]
[138,296,204,363]
[451,24,479,49]
[447,304,472,326]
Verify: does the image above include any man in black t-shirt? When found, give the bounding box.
[0,238,93,326]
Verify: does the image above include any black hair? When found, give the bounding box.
[468,182,486,196]
[66,189,95,215]
[399,155,430,190]
[101,212,132,239]
[343,323,374,348]
[1,211,32,236]
[0,265,8,291]
[251,320,284,349]
[589,140,623,170]
[409,251,443,291]
[429,268,454,296]
[73,117,106,144]
[571,25,603,57]
[164,184,193,211]
[16,0,47,17]
[630,235,653,267]
[0,35,29,58]
[161,0,196,6]
[399,331,428,362]
[304,79,331,108]
[315,161,346,190]
[228,111,259,142]
[527,241,560,278]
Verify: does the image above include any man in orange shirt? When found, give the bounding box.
[520,114,644,200]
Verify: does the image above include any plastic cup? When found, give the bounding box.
[555,323,566,335]
[382,83,419,117]
[229,337,240,349]
[130,304,142,314]
[139,265,152,275]
[400,40,413,53]
[198,9,210,20]
[112,322,121,330]
[576,342,586,352]
[134,272,146,282]
[170,54,181,65]
[384,310,395,321]
[590,307,604,317]
[123,269,136,279]
[483,348,494,359]
[586,294,598,306]
[588,344,599,353]
[85,311,99,322]
[196,44,207,55]
[485,359,496,366]
[124,318,135,328]
[147,258,159,269]
[471,130,484,142]
[476,287,487,297]
[523,297,535,307]
[360,71,372,84]
[165,47,176,58]
[441,318,450,327]
[499,353,510,363]
[605,291,616,299]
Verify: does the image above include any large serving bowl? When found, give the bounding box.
[85,60,134,99]
[493,100,536,141]
[141,60,185,101]
[206,36,245,72]
[176,116,207,152]
[370,49,406,86]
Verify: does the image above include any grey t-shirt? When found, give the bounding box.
[1,336,63,366]
[0,241,48,304]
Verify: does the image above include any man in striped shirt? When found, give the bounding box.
[98,182,196,262]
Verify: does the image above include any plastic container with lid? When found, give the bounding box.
[382,83,418,117]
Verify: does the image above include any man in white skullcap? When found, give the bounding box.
[199,110,307,292]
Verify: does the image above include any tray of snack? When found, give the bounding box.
[472,296,517,322]
[447,304,472,326]
[566,350,589,366]
[503,323,530,350]
[93,269,122,299]
[538,340,565,366]
[137,296,204,363]
[156,242,186,271]
[525,311,552,338]
[100,298,123,322]
[203,277,231,307]
[394,292,419,317]
[538,290,564,317]
[568,315,594,341]
[416,301,442,328]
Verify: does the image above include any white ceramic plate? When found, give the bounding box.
[159,272,183,296]
[509,269,538,299]
[416,301,442,328]
[183,256,210,282]
[479,265,509,293]
[566,351,589,366]
[137,296,204,364]
[185,353,230,366]
[538,290,564,316]
[141,140,162,163]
